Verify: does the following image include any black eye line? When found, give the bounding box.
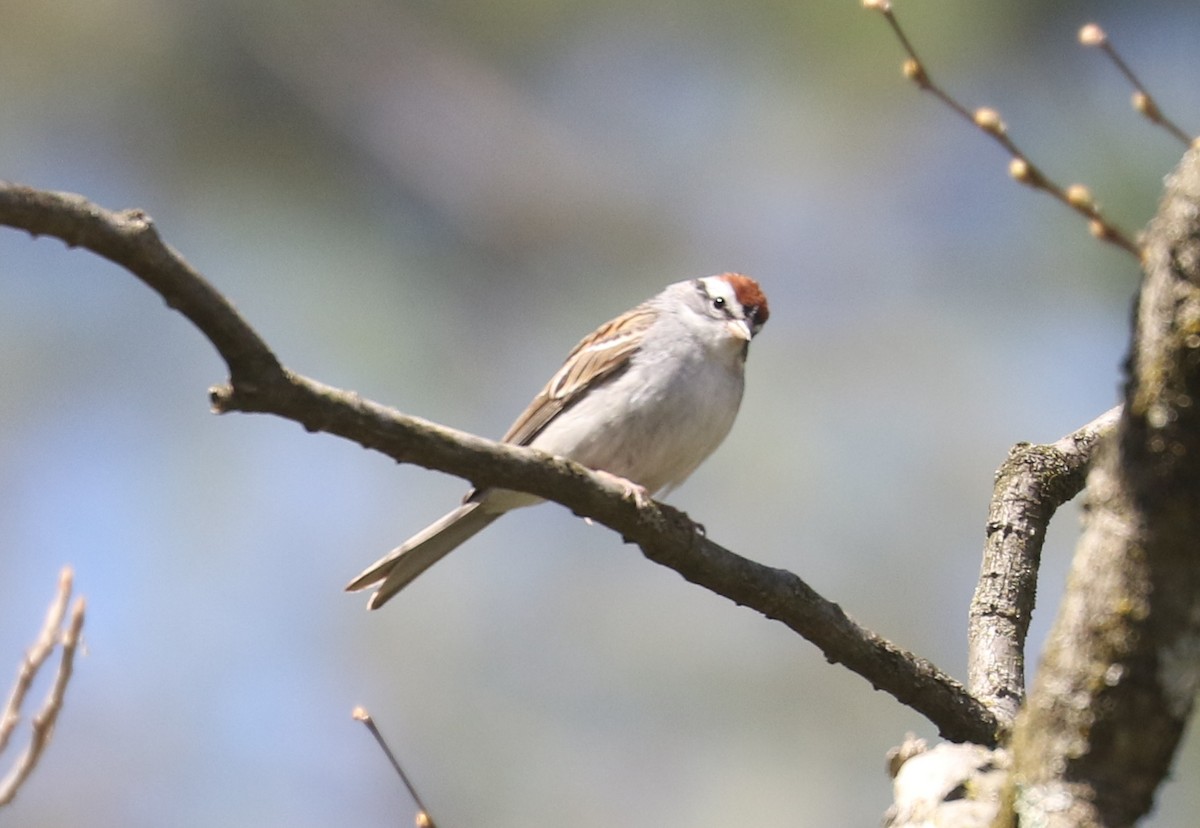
[697,281,739,320]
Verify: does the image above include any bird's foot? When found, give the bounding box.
[593,469,654,511]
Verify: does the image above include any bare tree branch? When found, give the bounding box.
[1008,146,1200,828]
[0,568,86,806]
[967,406,1120,727]
[862,1,1140,257]
[0,184,282,384]
[0,569,73,757]
[353,706,438,828]
[1078,23,1195,148]
[0,180,999,744]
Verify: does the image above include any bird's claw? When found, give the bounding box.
[594,470,653,510]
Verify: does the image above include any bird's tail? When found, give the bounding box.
[346,502,500,609]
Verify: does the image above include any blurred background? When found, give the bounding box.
[1,0,1197,825]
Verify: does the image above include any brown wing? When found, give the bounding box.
[499,304,655,447]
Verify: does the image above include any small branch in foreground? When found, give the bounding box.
[0,180,997,744]
[353,707,437,828]
[862,0,1140,258]
[0,570,71,757]
[0,568,86,806]
[1079,23,1194,148]
[966,406,1120,727]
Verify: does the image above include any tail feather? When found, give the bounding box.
[346,502,500,609]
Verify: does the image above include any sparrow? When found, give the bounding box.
[346,273,769,609]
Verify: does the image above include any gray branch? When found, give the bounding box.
[967,406,1120,727]
[0,181,999,745]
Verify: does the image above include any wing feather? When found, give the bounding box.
[499,304,655,446]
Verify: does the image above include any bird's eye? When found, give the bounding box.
[712,296,727,310]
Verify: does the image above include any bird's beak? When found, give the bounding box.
[727,319,753,342]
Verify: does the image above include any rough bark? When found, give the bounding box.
[968,408,1120,727]
[1007,146,1200,827]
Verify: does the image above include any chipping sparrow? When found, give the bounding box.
[346,273,769,608]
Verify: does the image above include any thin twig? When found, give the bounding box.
[353,707,437,828]
[0,570,86,806]
[0,568,73,755]
[863,1,1141,258]
[1079,23,1194,148]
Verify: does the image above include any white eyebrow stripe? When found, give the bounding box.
[699,275,738,306]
